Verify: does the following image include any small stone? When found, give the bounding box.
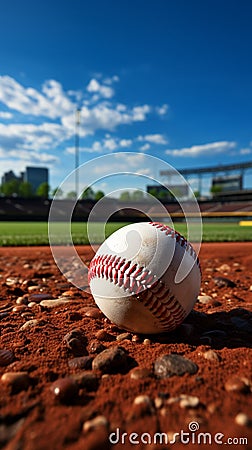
[40,298,72,307]
[128,398,155,420]
[63,329,87,356]
[83,415,108,432]
[249,285,252,291]
[12,305,27,313]
[179,395,200,408]
[101,374,110,379]
[68,356,93,370]
[0,349,15,367]
[154,397,163,409]
[95,329,114,341]
[202,350,221,362]
[88,340,106,354]
[50,377,79,404]
[167,396,181,405]
[225,376,250,393]
[21,312,34,319]
[130,367,153,380]
[1,371,30,393]
[217,264,231,271]
[6,277,20,286]
[28,285,40,292]
[133,395,152,406]
[67,311,82,321]
[61,290,75,297]
[132,334,141,342]
[28,293,53,302]
[116,332,131,342]
[235,413,251,426]
[85,307,103,319]
[28,302,38,308]
[20,319,39,331]
[16,297,28,305]
[198,295,213,304]
[0,312,9,320]
[213,277,236,288]
[72,371,99,391]
[154,354,198,378]
[92,346,129,374]
[143,338,151,345]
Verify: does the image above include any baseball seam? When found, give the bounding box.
[149,222,200,268]
[89,222,199,332]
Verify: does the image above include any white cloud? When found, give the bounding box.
[0,111,13,119]
[104,138,118,151]
[1,148,59,163]
[140,143,151,151]
[0,75,153,143]
[0,74,168,179]
[156,104,169,116]
[138,134,168,145]
[63,102,151,136]
[165,141,236,157]
[0,76,75,119]
[0,122,69,152]
[86,78,114,99]
[116,104,127,112]
[92,152,148,175]
[132,105,151,121]
[240,148,252,155]
[103,75,120,85]
[65,136,132,155]
[119,139,132,147]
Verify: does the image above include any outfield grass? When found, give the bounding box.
[0,221,252,246]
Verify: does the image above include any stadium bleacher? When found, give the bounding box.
[0,197,252,221]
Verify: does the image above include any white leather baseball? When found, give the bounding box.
[88,222,201,334]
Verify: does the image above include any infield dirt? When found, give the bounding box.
[1,243,252,449]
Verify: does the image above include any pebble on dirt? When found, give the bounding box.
[154,354,198,378]
[50,377,79,404]
[0,349,15,366]
[1,371,31,393]
[92,346,131,374]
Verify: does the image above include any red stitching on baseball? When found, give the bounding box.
[149,222,200,269]
[89,252,187,332]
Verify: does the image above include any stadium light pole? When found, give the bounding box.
[75,108,81,198]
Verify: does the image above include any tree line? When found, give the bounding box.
[0,180,106,200]
[0,179,49,198]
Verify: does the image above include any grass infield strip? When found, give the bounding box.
[1,221,252,246]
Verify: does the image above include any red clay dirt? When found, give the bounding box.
[0,243,252,450]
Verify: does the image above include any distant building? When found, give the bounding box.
[1,170,22,185]
[1,166,49,194]
[23,167,48,193]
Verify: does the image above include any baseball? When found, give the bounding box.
[88,222,201,334]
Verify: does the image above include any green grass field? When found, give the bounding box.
[0,221,252,245]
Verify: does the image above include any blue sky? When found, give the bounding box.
[0,0,252,195]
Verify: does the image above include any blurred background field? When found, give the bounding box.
[0,221,252,246]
